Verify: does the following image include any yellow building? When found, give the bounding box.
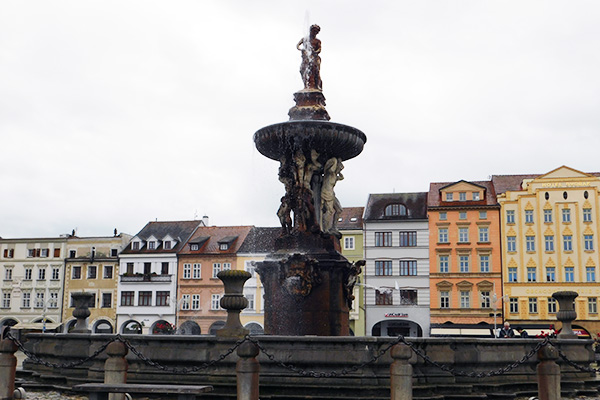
[495,166,600,337]
[338,207,366,336]
[62,233,131,333]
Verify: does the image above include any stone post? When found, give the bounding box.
[236,341,260,400]
[390,343,413,400]
[105,341,128,400]
[0,327,18,400]
[71,292,93,333]
[552,291,578,339]
[217,270,251,337]
[537,344,560,400]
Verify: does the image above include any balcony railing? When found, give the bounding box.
[120,274,172,283]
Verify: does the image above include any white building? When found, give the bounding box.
[363,193,430,337]
[0,237,68,332]
[116,220,202,334]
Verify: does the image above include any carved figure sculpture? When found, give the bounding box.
[297,24,322,91]
[321,157,344,234]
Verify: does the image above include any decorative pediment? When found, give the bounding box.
[526,258,537,268]
[440,180,487,193]
[508,259,518,268]
[544,227,554,236]
[537,165,592,180]
[583,226,594,235]
[586,257,596,267]
[562,227,573,236]
[545,258,556,267]
[436,280,453,290]
[507,227,517,236]
[564,257,574,267]
[456,280,473,289]
[476,280,494,290]
[525,202,534,211]
[543,202,553,210]
[583,200,592,209]
[525,227,536,236]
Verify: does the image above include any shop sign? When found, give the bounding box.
[385,313,408,318]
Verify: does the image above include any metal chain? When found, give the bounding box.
[399,335,550,378]
[547,341,600,374]
[116,335,247,373]
[248,335,404,378]
[6,331,118,369]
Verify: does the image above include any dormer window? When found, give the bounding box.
[148,241,156,250]
[350,217,358,222]
[132,241,139,250]
[459,192,466,201]
[473,192,480,201]
[384,204,406,217]
[219,243,229,251]
[446,193,453,201]
[190,244,199,251]
[163,241,171,250]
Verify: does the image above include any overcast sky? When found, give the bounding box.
[2,1,600,238]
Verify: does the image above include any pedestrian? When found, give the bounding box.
[516,327,529,338]
[498,321,515,338]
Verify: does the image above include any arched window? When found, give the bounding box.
[384,203,407,217]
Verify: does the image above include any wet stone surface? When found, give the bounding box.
[20,391,88,400]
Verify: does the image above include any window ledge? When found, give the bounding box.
[457,242,471,245]
[477,241,491,245]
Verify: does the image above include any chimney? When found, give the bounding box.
[202,215,209,226]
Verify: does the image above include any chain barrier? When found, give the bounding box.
[547,341,600,374]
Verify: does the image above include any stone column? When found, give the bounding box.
[217,270,251,338]
[390,343,413,400]
[71,292,93,333]
[552,291,578,339]
[105,341,128,400]
[0,328,18,400]
[236,341,260,400]
[537,345,560,400]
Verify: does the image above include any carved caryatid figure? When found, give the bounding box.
[297,24,322,91]
[321,157,344,234]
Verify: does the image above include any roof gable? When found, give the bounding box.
[537,165,592,180]
[439,180,487,192]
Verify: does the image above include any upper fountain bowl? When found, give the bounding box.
[254,120,367,162]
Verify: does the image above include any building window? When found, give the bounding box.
[546,267,556,282]
[40,249,49,258]
[375,232,392,247]
[565,267,575,282]
[163,241,171,250]
[506,210,515,224]
[509,297,519,313]
[528,298,538,314]
[583,208,592,222]
[440,291,450,308]
[183,264,191,279]
[3,249,14,258]
[446,193,453,201]
[459,255,469,273]
[587,267,596,282]
[181,294,190,310]
[211,294,222,310]
[69,250,77,258]
[563,235,573,252]
[22,292,31,308]
[121,291,134,306]
[132,241,139,250]
[399,231,417,247]
[584,235,594,251]
[49,291,58,308]
[4,268,12,281]
[375,260,392,276]
[143,263,151,275]
[38,268,46,280]
[212,263,222,278]
[344,236,355,250]
[50,267,59,280]
[71,266,81,280]
[245,294,255,311]
[438,228,449,243]
[548,298,557,314]
[458,228,469,243]
[245,261,256,277]
[87,266,97,279]
[439,255,449,273]
[375,290,392,305]
[439,212,447,221]
[192,294,200,310]
[473,192,481,201]
[562,208,571,223]
[24,268,32,280]
[138,291,152,306]
[102,293,112,308]
[478,227,489,242]
[479,255,490,272]
[156,291,170,306]
[588,297,598,314]
[53,248,61,258]
[384,203,407,216]
[400,290,417,305]
[27,249,35,258]
[459,192,467,201]
[480,291,491,308]
[544,235,554,252]
[148,241,156,250]
[544,209,552,223]
[219,243,229,251]
[507,236,516,252]
[126,263,134,275]
[459,211,467,220]
[525,210,534,224]
[479,211,487,219]
[34,291,45,308]
[460,291,470,308]
[399,260,417,276]
[190,243,199,251]
[527,267,537,282]
[526,236,536,252]
[103,265,113,279]
[111,248,118,257]
[223,263,231,271]
[508,267,517,282]
[192,263,201,279]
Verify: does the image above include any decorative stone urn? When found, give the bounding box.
[216,270,251,337]
[552,291,578,339]
[70,292,93,333]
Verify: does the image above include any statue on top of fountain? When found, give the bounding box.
[297,24,322,91]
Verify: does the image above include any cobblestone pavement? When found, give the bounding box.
[19,391,87,400]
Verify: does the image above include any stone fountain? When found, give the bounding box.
[254,25,366,336]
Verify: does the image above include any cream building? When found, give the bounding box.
[495,166,600,337]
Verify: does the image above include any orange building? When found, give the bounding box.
[176,226,252,335]
[428,180,503,336]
